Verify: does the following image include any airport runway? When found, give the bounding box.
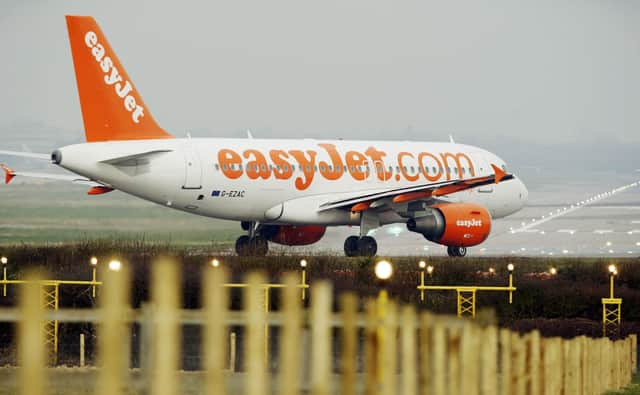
[277,170,640,257]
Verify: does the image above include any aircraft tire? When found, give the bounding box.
[357,236,377,257]
[344,236,360,257]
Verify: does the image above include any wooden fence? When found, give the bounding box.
[3,258,637,395]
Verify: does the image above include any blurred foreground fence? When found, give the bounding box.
[0,258,637,395]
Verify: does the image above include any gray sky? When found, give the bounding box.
[1,0,639,152]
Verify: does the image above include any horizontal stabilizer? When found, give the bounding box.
[0,150,50,161]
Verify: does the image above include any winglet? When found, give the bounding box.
[1,164,16,184]
[491,164,507,184]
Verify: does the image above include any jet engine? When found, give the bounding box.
[406,203,491,247]
[262,225,327,246]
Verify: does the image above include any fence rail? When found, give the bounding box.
[1,259,637,395]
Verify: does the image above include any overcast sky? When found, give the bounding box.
[1,0,639,152]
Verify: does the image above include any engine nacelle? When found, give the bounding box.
[263,225,326,246]
[407,203,491,247]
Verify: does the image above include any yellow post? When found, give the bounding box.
[95,263,130,395]
[18,271,45,395]
[509,272,513,304]
[2,265,6,297]
[203,265,228,395]
[456,288,476,318]
[246,272,268,395]
[301,267,307,300]
[310,281,332,395]
[610,272,615,298]
[92,265,97,298]
[420,270,425,301]
[150,258,180,395]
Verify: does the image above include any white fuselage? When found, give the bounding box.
[55,138,528,226]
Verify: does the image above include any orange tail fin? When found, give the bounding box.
[66,16,173,142]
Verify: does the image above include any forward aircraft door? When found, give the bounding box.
[182,140,202,189]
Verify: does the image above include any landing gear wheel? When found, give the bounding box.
[235,235,251,256]
[447,246,467,257]
[357,236,377,257]
[235,235,269,256]
[344,236,378,257]
[344,236,360,257]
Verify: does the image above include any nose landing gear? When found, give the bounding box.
[447,246,467,257]
[344,235,377,257]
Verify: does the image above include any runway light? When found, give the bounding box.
[108,260,122,272]
[606,241,612,247]
[90,257,98,266]
[374,260,393,280]
[300,259,307,268]
[419,260,426,269]
[608,264,617,275]
[427,265,434,275]
[211,258,220,268]
[549,267,557,275]
[636,242,640,246]
[0,257,7,265]
[488,267,495,274]
[507,263,515,272]
[562,249,569,254]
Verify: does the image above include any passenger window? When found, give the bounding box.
[276,165,281,171]
[320,165,326,172]
[223,164,228,170]
[433,166,437,173]
[424,166,429,174]
[214,164,220,171]
[306,165,311,171]
[350,166,355,172]
[261,165,266,171]
[396,166,400,173]
[410,166,415,173]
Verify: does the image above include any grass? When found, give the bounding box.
[605,373,640,394]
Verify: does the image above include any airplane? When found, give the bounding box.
[0,16,528,258]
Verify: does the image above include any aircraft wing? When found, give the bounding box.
[318,164,512,212]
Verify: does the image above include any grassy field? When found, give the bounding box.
[0,183,238,245]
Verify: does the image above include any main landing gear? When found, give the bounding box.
[235,221,269,256]
[344,235,378,257]
[447,246,467,257]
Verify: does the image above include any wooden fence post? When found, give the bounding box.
[418,313,432,395]
[246,272,268,395]
[431,321,446,395]
[96,264,131,395]
[230,332,236,373]
[480,326,497,395]
[528,331,541,395]
[80,333,85,368]
[18,272,45,395]
[632,334,637,374]
[380,301,398,395]
[150,258,180,395]
[279,273,303,395]
[511,332,526,395]
[364,299,377,395]
[541,337,562,395]
[601,337,611,392]
[447,326,461,395]
[400,305,417,395]
[203,265,228,395]
[460,322,479,395]
[499,329,511,395]
[310,281,332,395]
[340,293,357,395]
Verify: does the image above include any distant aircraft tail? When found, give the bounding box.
[65,16,173,142]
